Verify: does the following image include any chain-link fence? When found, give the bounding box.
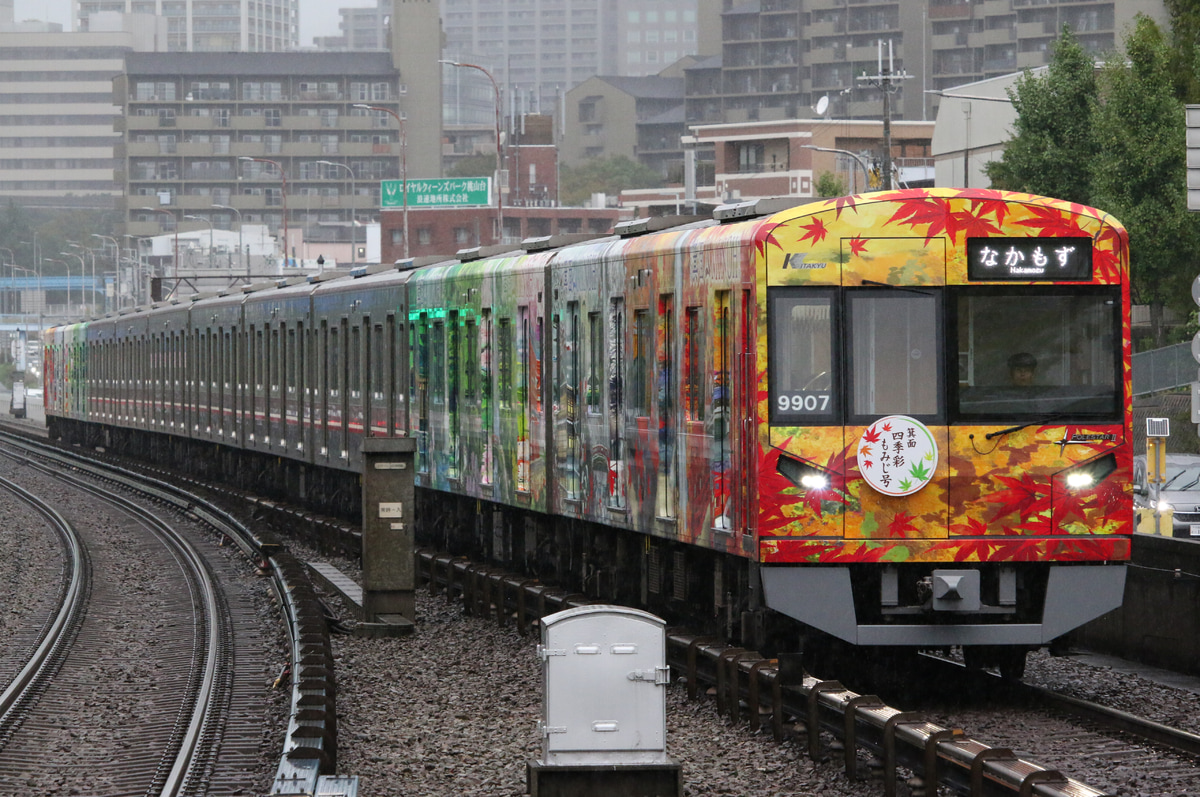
[1133,342,1195,396]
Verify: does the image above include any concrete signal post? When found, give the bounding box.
[359,437,417,636]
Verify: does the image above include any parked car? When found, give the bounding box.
[1133,453,1200,537]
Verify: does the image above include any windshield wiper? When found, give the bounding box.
[983,413,1070,441]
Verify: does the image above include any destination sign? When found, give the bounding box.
[966,237,1092,281]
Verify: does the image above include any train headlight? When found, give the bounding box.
[800,473,828,490]
[1060,453,1117,492]
[777,453,830,493]
[1065,472,1094,489]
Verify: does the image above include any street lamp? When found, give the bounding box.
[138,206,179,296]
[212,204,245,276]
[19,239,43,327]
[801,144,872,195]
[316,160,357,266]
[92,234,120,311]
[123,234,148,307]
[0,247,12,317]
[353,103,408,258]
[44,258,71,318]
[67,243,97,316]
[184,214,215,270]
[240,156,289,269]
[59,251,86,315]
[438,60,504,244]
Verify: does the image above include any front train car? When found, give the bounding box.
[755,188,1131,675]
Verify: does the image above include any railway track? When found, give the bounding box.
[0,429,343,794]
[0,449,228,794]
[408,550,1200,797]
[6,417,1195,795]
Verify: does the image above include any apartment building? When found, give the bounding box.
[73,0,300,51]
[562,67,691,176]
[311,0,390,51]
[685,0,1165,129]
[0,20,165,208]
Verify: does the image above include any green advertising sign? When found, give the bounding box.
[381,177,491,208]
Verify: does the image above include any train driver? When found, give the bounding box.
[1007,352,1038,387]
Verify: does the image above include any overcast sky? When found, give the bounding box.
[13,0,370,47]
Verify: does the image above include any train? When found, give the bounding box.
[44,188,1133,678]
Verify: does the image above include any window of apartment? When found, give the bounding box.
[372,82,391,101]
[190,81,231,100]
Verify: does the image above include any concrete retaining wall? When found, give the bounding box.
[1072,534,1200,675]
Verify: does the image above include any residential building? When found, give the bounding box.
[116,0,442,286]
[311,0,390,51]
[73,0,300,52]
[614,0,705,77]
[562,62,693,178]
[440,0,619,123]
[0,21,166,209]
[684,0,1165,131]
[620,117,934,212]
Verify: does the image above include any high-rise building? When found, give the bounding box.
[441,0,621,124]
[686,0,1166,129]
[0,20,166,208]
[311,0,390,51]
[117,0,444,272]
[73,0,299,51]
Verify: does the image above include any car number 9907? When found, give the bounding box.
[777,392,830,413]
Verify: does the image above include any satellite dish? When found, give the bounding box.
[814,95,830,116]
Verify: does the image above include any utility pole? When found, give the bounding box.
[857,39,912,190]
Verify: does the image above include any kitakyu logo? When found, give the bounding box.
[783,253,828,270]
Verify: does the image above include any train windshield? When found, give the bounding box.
[951,286,1122,422]
[768,284,1122,426]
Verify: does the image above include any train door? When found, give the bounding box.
[338,318,349,460]
[286,322,298,451]
[319,320,330,459]
[368,320,385,437]
[517,306,531,493]
[656,294,677,520]
[348,318,361,446]
[479,309,493,486]
[415,313,429,473]
[607,298,627,510]
[431,316,446,475]
[556,302,582,502]
[389,313,405,438]
[736,289,755,541]
[711,292,734,531]
[447,310,460,479]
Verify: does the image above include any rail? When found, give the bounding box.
[414,549,1116,797]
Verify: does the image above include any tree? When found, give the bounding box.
[984,26,1097,205]
[814,171,846,198]
[1091,15,1200,346]
[447,154,497,178]
[559,155,663,207]
[1164,0,1200,102]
